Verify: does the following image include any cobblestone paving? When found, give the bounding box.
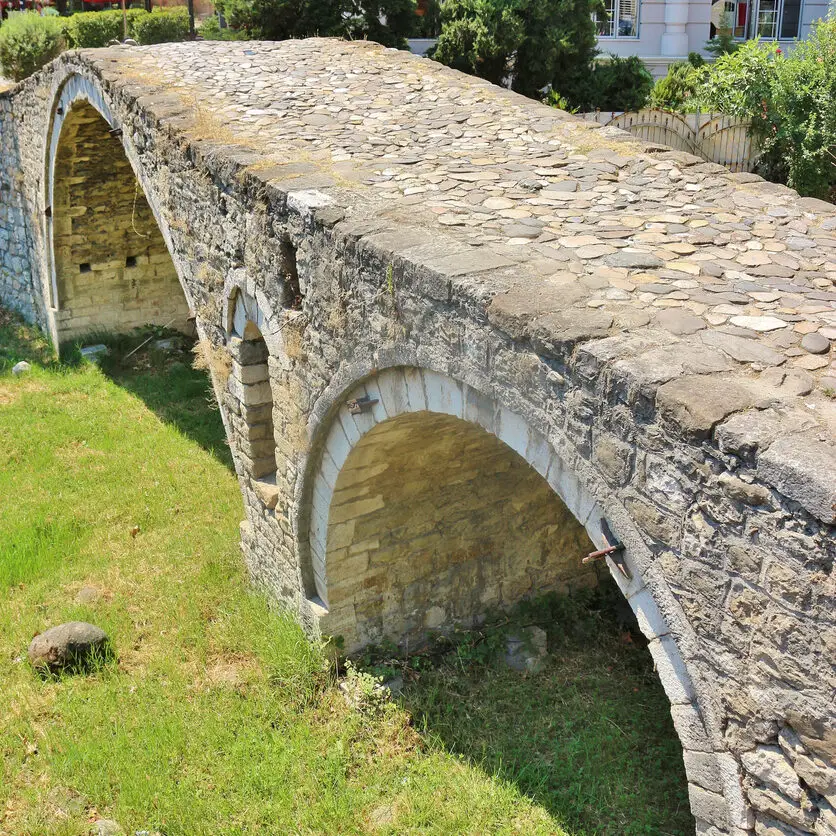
[98,39,836,398]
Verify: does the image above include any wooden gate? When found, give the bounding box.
[582,109,756,173]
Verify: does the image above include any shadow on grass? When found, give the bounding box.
[0,307,56,371]
[393,587,695,836]
[63,327,235,473]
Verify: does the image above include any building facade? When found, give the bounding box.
[595,0,831,75]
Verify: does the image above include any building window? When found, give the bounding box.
[763,0,801,38]
[711,0,801,39]
[595,0,639,37]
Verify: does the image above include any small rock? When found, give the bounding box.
[656,309,706,335]
[382,676,403,696]
[152,337,179,352]
[80,344,109,363]
[28,621,110,674]
[11,360,31,376]
[604,250,664,269]
[75,586,102,605]
[729,315,789,332]
[800,332,830,354]
[93,820,123,836]
[504,626,548,674]
[502,223,541,239]
[760,367,814,397]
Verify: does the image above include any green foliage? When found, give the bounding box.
[431,0,522,86]
[63,8,188,48]
[649,59,704,111]
[215,0,415,47]
[432,0,604,102]
[757,15,836,198]
[63,9,123,48]
[575,54,654,112]
[131,7,190,45]
[698,37,777,116]
[0,11,65,82]
[197,14,251,40]
[343,0,417,47]
[412,0,442,37]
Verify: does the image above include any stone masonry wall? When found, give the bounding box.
[323,411,596,652]
[0,96,39,324]
[1,42,835,835]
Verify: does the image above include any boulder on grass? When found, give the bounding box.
[504,626,548,674]
[28,621,110,674]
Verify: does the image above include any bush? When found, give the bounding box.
[0,11,66,82]
[698,38,777,117]
[578,54,653,112]
[197,14,250,40]
[432,0,604,102]
[649,57,704,111]
[758,15,836,198]
[63,10,124,48]
[215,0,415,47]
[131,7,189,45]
[63,8,188,49]
[412,0,441,37]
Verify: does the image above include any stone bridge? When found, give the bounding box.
[1,39,835,836]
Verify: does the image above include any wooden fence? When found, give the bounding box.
[581,109,757,173]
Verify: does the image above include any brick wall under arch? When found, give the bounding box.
[50,99,189,343]
[322,409,599,650]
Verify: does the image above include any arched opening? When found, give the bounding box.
[226,289,278,506]
[322,410,599,651]
[49,100,189,343]
[307,367,731,832]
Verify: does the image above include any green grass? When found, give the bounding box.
[0,310,692,835]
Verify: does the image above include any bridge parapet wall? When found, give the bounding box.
[1,41,834,834]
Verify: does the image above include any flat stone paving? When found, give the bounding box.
[93,39,836,400]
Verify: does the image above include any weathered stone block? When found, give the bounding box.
[757,434,836,524]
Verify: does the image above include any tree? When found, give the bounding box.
[215,0,416,47]
[432,0,604,103]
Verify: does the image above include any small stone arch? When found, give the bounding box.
[302,364,747,834]
[224,282,279,504]
[43,73,193,347]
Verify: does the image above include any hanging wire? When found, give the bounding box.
[131,177,151,239]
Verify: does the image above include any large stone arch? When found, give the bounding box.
[43,73,193,346]
[301,363,749,834]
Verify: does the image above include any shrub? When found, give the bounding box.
[649,59,704,111]
[0,12,66,82]
[580,54,653,112]
[63,10,124,48]
[63,8,188,49]
[432,0,604,102]
[704,10,739,58]
[197,14,250,40]
[412,0,441,37]
[759,15,836,198]
[215,0,415,47]
[131,7,190,45]
[698,38,777,117]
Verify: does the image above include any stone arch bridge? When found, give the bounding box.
[1,39,835,836]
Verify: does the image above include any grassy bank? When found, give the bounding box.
[0,312,691,835]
